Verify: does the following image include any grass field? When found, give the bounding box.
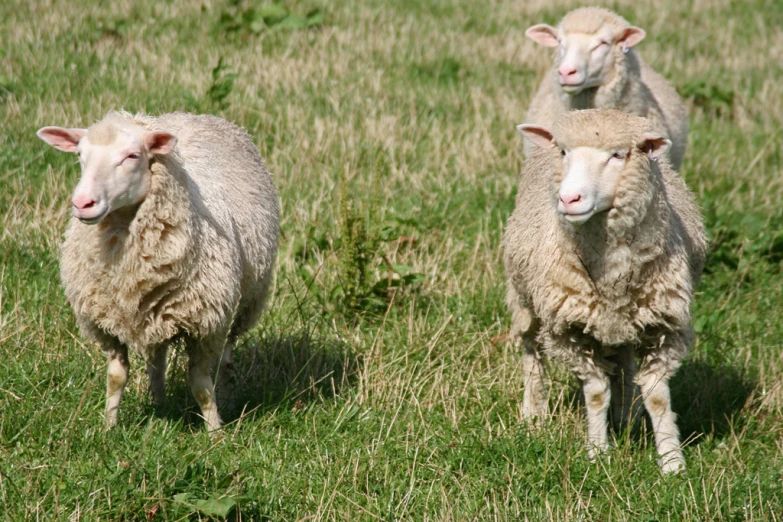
[2,0,782,519]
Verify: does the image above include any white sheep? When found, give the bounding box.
[524,7,688,169]
[503,109,706,473]
[37,111,279,432]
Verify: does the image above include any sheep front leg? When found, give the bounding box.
[146,345,168,407]
[186,336,223,432]
[636,360,684,473]
[581,368,612,459]
[105,344,130,429]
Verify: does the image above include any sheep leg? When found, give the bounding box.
[146,345,168,407]
[105,344,130,429]
[508,289,548,421]
[581,368,612,459]
[521,344,548,421]
[215,338,237,415]
[610,348,639,431]
[186,336,223,432]
[636,354,685,474]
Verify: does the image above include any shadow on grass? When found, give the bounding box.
[671,358,756,445]
[228,330,360,423]
[151,330,360,428]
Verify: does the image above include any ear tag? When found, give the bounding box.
[622,40,629,53]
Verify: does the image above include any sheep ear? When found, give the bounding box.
[518,124,556,149]
[143,131,177,155]
[638,133,670,161]
[36,127,86,153]
[617,26,646,49]
[525,24,560,48]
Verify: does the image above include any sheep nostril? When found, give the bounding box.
[72,196,97,210]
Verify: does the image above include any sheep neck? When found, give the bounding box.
[77,157,199,350]
[564,168,670,303]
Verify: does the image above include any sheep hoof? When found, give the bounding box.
[586,443,610,462]
[202,408,223,434]
[659,453,685,474]
[105,410,119,430]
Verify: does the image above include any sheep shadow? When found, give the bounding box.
[154,330,360,428]
[228,330,361,423]
[671,357,755,445]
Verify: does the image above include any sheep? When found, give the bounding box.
[524,7,688,170]
[503,109,706,473]
[36,111,279,432]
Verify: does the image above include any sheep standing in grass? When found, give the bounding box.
[503,110,705,473]
[37,111,279,431]
[524,7,688,169]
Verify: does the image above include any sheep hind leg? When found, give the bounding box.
[508,291,547,422]
[186,336,223,433]
[610,348,640,432]
[215,338,237,417]
[146,344,168,407]
[105,344,130,429]
[521,345,548,422]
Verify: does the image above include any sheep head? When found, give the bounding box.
[526,7,645,95]
[37,114,177,224]
[518,110,670,226]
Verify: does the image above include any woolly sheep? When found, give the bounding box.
[524,7,688,169]
[503,109,706,473]
[37,111,279,432]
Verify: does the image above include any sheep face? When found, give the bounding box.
[37,125,176,224]
[557,146,625,224]
[526,22,645,95]
[518,121,670,226]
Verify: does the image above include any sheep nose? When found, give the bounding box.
[72,194,97,210]
[560,193,582,206]
[558,66,578,79]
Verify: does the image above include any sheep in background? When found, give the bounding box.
[524,7,689,169]
[37,111,279,431]
[503,109,705,473]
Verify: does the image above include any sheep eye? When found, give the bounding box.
[560,149,566,156]
[127,153,141,160]
[611,152,624,160]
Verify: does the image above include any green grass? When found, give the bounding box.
[2,0,782,519]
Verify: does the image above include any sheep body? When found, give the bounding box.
[40,111,279,430]
[503,109,705,472]
[525,7,688,169]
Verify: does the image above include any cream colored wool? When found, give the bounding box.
[503,110,705,473]
[56,111,279,431]
[525,7,689,169]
